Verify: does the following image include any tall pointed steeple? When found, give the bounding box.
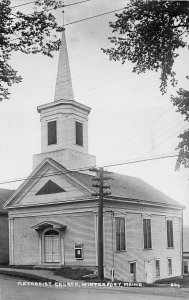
[54,29,74,102]
[34,27,96,171]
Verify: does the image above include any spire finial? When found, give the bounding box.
[62,5,65,27]
[54,18,74,102]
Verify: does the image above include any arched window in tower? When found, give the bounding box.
[48,120,57,145]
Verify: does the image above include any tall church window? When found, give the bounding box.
[167,220,174,248]
[143,219,152,249]
[115,217,126,251]
[75,121,83,146]
[48,120,57,145]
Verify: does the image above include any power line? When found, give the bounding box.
[108,95,189,162]
[11,0,37,9]
[106,117,186,169]
[131,118,185,155]
[3,3,186,185]
[63,0,90,8]
[10,0,91,20]
[64,7,125,26]
[102,153,178,169]
[151,123,188,151]
[10,0,91,23]
[0,152,179,186]
[133,124,188,177]
[108,106,173,160]
[10,0,90,9]
[9,6,126,42]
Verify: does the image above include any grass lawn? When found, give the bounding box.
[0,269,57,284]
[154,276,189,287]
[53,268,189,286]
[0,264,94,282]
[1,264,189,287]
[53,267,93,280]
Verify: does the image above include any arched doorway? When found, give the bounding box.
[44,229,60,263]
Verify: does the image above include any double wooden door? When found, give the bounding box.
[44,230,60,263]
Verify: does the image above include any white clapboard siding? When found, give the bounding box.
[12,211,96,266]
[104,208,182,282]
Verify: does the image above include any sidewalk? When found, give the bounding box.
[0,267,79,284]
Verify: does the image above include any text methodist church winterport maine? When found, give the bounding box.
[4,29,184,283]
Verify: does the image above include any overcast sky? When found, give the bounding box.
[2,0,189,223]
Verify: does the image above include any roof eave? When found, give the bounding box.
[6,196,97,210]
[102,195,184,210]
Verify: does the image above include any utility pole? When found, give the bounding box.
[90,167,111,281]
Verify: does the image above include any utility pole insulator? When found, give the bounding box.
[92,177,101,182]
[103,176,112,181]
[92,183,100,188]
[92,193,101,197]
[102,191,111,196]
[89,167,100,173]
[101,185,111,189]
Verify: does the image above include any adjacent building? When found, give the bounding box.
[183,227,189,275]
[0,188,15,264]
[4,29,184,283]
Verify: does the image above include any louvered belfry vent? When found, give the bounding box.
[36,180,66,195]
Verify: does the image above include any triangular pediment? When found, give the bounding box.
[36,180,66,195]
[4,158,93,208]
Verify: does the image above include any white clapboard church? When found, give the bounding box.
[4,29,184,283]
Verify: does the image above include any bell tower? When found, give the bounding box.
[33,29,96,170]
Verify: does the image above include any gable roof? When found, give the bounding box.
[4,157,93,208]
[71,171,183,208]
[0,188,15,213]
[183,227,189,252]
[4,157,182,210]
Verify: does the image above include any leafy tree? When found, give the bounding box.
[103,0,189,170]
[171,88,189,170]
[0,0,63,101]
[102,0,189,94]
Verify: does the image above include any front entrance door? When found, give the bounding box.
[144,261,153,283]
[44,230,60,263]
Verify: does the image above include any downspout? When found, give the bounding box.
[181,210,183,277]
[111,211,115,281]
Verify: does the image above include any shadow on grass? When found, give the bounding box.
[54,267,93,280]
[0,269,57,284]
[154,275,189,287]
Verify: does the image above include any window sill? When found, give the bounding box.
[115,250,127,253]
[167,247,174,249]
[47,143,58,146]
[75,143,84,147]
[143,248,153,250]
